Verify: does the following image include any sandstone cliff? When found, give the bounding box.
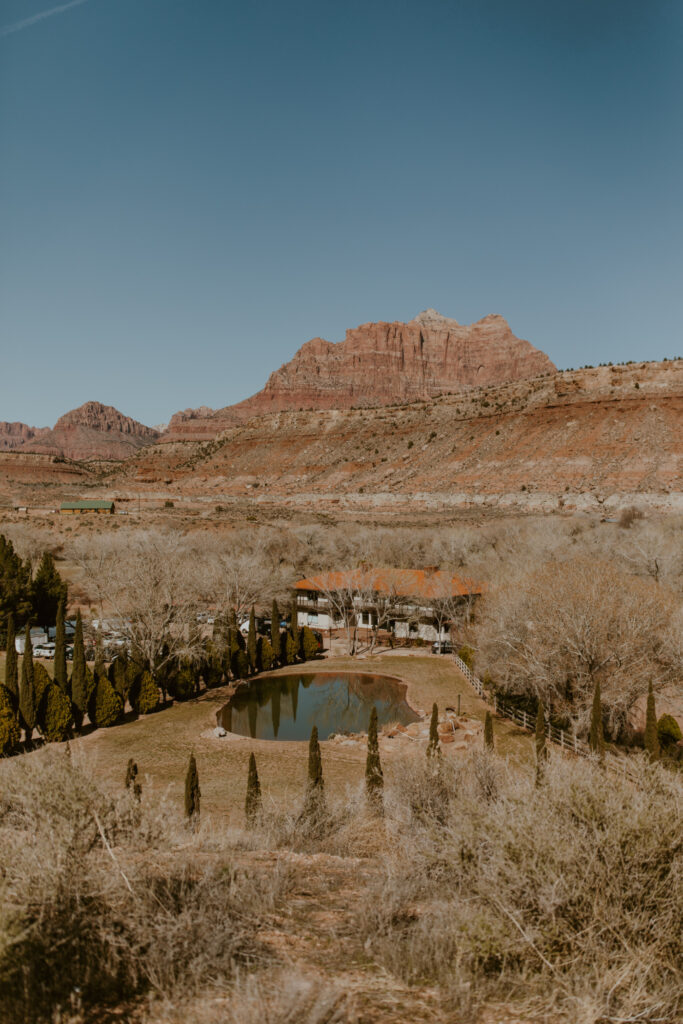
[0,422,50,451]
[7,402,159,462]
[166,310,556,439]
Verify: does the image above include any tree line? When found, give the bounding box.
[0,596,321,755]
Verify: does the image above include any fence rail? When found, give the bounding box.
[453,654,591,758]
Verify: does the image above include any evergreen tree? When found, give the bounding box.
[245,752,262,827]
[108,654,129,703]
[30,552,67,631]
[89,673,123,728]
[365,706,384,814]
[184,752,200,825]
[0,687,20,755]
[484,711,494,751]
[426,703,440,758]
[644,681,660,762]
[4,614,18,707]
[285,631,299,665]
[125,758,142,800]
[289,601,300,656]
[232,648,250,679]
[19,625,37,742]
[134,670,159,715]
[53,598,67,692]
[0,535,32,632]
[302,626,319,661]
[39,683,72,742]
[70,610,87,731]
[535,699,548,785]
[259,636,275,671]
[303,724,325,818]
[589,679,604,759]
[33,663,52,706]
[168,660,197,702]
[271,599,281,665]
[247,605,258,673]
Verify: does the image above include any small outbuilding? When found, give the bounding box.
[60,500,115,515]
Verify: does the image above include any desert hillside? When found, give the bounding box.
[120,359,682,515]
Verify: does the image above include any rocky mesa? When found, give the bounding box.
[166,310,556,439]
[0,402,159,462]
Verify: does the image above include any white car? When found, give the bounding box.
[33,643,56,658]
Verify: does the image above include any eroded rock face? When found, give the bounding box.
[0,422,50,451]
[166,310,556,438]
[19,402,159,461]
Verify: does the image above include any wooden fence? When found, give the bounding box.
[453,653,590,758]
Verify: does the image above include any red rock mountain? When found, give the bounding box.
[0,402,159,461]
[0,422,50,451]
[166,310,556,439]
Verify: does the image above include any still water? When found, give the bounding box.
[217,671,419,741]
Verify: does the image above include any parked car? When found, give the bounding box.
[431,640,453,655]
[33,642,56,658]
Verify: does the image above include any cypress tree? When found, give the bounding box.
[0,687,20,755]
[39,683,72,742]
[289,601,300,657]
[365,706,384,814]
[245,752,262,827]
[33,663,52,706]
[484,711,494,751]
[303,724,325,818]
[134,670,159,715]
[19,625,37,742]
[109,653,129,703]
[30,552,67,631]
[4,614,18,707]
[70,611,87,731]
[426,703,440,758]
[271,599,281,665]
[644,681,660,762]
[259,636,274,671]
[535,699,547,785]
[90,673,123,728]
[53,598,67,693]
[247,605,258,673]
[589,679,604,759]
[184,752,200,825]
[125,758,142,801]
[302,626,319,662]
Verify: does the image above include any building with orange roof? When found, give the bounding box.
[294,567,485,650]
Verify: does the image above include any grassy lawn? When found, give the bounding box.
[0,654,533,826]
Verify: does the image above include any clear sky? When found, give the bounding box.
[1,0,681,427]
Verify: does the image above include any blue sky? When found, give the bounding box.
[1,0,681,426]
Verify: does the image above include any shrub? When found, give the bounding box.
[133,671,159,715]
[301,626,319,661]
[39,682,73,741]
[89,674,123,728]
[456,645,474,669]
[658,713,682,748]
[168,661,197,702]
[259,636,275,672]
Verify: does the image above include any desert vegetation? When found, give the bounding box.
[0,735,680,1023]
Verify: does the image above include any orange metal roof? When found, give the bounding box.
[295,568,485,599]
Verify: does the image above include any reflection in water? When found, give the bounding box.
[218,672,419,741]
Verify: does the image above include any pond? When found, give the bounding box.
[217,671,419,741]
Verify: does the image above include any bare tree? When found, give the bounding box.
[476,558,677,737]
[71,530,205,677]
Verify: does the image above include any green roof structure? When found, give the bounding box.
[60,500,114,511]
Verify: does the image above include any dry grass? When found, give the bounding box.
[0,695,680,1023]
[362,753,683,1024]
